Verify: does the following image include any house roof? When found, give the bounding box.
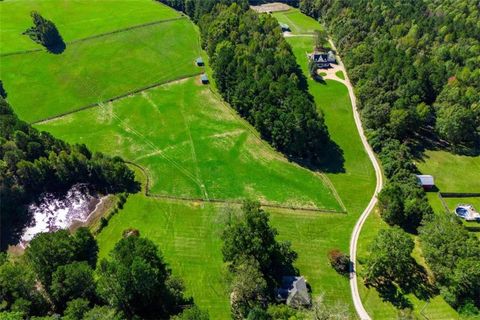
[196,57,204,64]
[201,74,208,81]
[277,276,311,306]
[416,175,434,186]
[280,23,290,30]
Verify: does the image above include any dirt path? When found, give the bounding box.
[326,40,383,320]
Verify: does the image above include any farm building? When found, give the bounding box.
[279,23,290,32]
[200,74,209,84]
[196,57,204,66]
[276,276,311,308]
[416,175,435,190]
[308,51,336,68]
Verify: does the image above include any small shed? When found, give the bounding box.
[200,74,209,84]
[196,57,204,66]
[276,276,311,308]
[416,175,435,190]
[280,23,290,32]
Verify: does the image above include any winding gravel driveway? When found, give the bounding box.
[327,40,384,320]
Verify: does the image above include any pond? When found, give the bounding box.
[19,184,100,247]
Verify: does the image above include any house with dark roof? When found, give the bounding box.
[276,276,311,308]
[308,51,336,68]
[416,175,435,190]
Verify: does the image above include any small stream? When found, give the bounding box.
[20,184,99,247]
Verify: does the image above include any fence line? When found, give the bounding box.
[439,192,480,198]
[437,193,450,213]
[31,72,202,125]
[1,16,188,58]
[125,161,346,214]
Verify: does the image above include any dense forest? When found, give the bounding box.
[0,97,137,249]
[0,229,204,319]
[159,0,336,166]
[298,0,480,313]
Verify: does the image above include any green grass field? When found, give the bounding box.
[33,4,375,316]
[417,150,480,240]
[0,0,180,54]
[416,150,480,192]
[37,78,341,210]
[273,9,321,34]
[1,18,200,123]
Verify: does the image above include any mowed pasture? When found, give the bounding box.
[416,150,480,193]
[1,18,200,123]
[0,0,180,54]
[37,78,342,210]
[273,9,321,34]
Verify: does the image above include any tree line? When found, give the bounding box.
[0,228,207,319]
[159,0,335,166]
[0,97,138,249]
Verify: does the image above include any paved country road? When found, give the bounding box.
[327,40,384,320]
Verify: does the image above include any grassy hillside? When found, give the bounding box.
[0,0,180,54]
[37,78,342,210]
[1,18,200,123]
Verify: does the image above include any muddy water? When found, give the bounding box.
[20,184,99,246]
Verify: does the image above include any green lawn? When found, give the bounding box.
[0,0,180,54]
[417,150,480,239]
[416,150,480,192]
[273,9,322,34]
[1,18,201,123]
[335,70,345,80]
[36,78,341,210]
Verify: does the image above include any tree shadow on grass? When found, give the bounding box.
[46,38,66,54]
[374,281,414,309]
[369,262,436,310]
[288,138,345,174]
